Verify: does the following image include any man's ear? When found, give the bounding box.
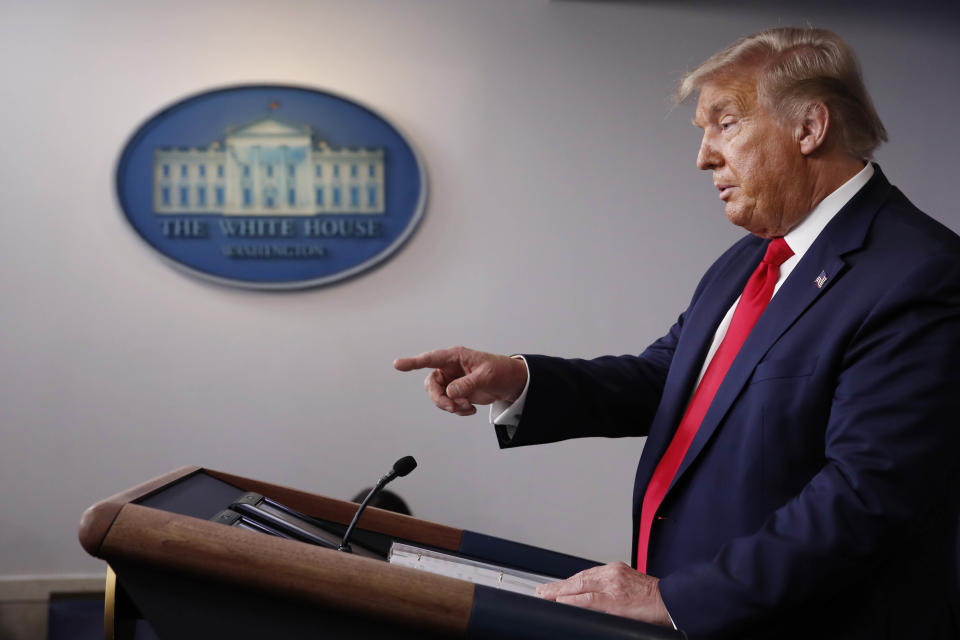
[797,102,830,155]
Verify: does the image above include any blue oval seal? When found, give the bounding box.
[116,85,427,289]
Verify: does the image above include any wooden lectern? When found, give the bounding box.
[79,466,686,639]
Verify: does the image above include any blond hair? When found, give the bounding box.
[677,27,888,160]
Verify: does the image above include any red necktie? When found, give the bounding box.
[637,237,794,573]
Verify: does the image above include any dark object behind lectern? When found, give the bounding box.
[79,466,686,639]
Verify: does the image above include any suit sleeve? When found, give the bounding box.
[658,253,960,637]
[493,299,690,448]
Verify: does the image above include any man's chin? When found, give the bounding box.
[725,208,772,238]
[725,206,749,229]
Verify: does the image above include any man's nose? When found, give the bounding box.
[696,134,720,171]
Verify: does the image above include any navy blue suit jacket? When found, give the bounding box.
[498,167,960,638]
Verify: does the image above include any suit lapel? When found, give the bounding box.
[632,239,764,513]
[665,166,893,495]
[669,251,848,488]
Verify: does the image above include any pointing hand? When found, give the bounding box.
[394,346,528,416]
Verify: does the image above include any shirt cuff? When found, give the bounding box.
[489,355,530,436]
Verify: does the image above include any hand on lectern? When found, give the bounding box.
[394,346,528,417]
[536,562,673,628]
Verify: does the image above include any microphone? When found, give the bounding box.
[338,456,417,552]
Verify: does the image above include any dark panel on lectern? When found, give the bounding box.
[113,560,454,639]
[467,586,685,640]
[136,471,243,520]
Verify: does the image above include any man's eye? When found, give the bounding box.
[720,121,735,131]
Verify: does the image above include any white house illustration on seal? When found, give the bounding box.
[153,117,385,216]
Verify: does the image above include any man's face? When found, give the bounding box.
[693,77,808,238]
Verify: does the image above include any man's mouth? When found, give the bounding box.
[717,185,735,200]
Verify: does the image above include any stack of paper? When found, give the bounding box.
[388,542,558,597]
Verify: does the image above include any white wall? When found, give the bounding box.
[1,0,958,577]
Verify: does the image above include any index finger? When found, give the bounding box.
[536,572,588,599]
[393,348,458,371]
[537,563,617,599]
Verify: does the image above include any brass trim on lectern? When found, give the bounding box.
[104,565,117,640]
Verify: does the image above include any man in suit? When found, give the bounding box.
[395,27,960,638]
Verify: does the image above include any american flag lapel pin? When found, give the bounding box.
[815,270,828,289]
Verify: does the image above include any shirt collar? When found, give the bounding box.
[782,162,874,259]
